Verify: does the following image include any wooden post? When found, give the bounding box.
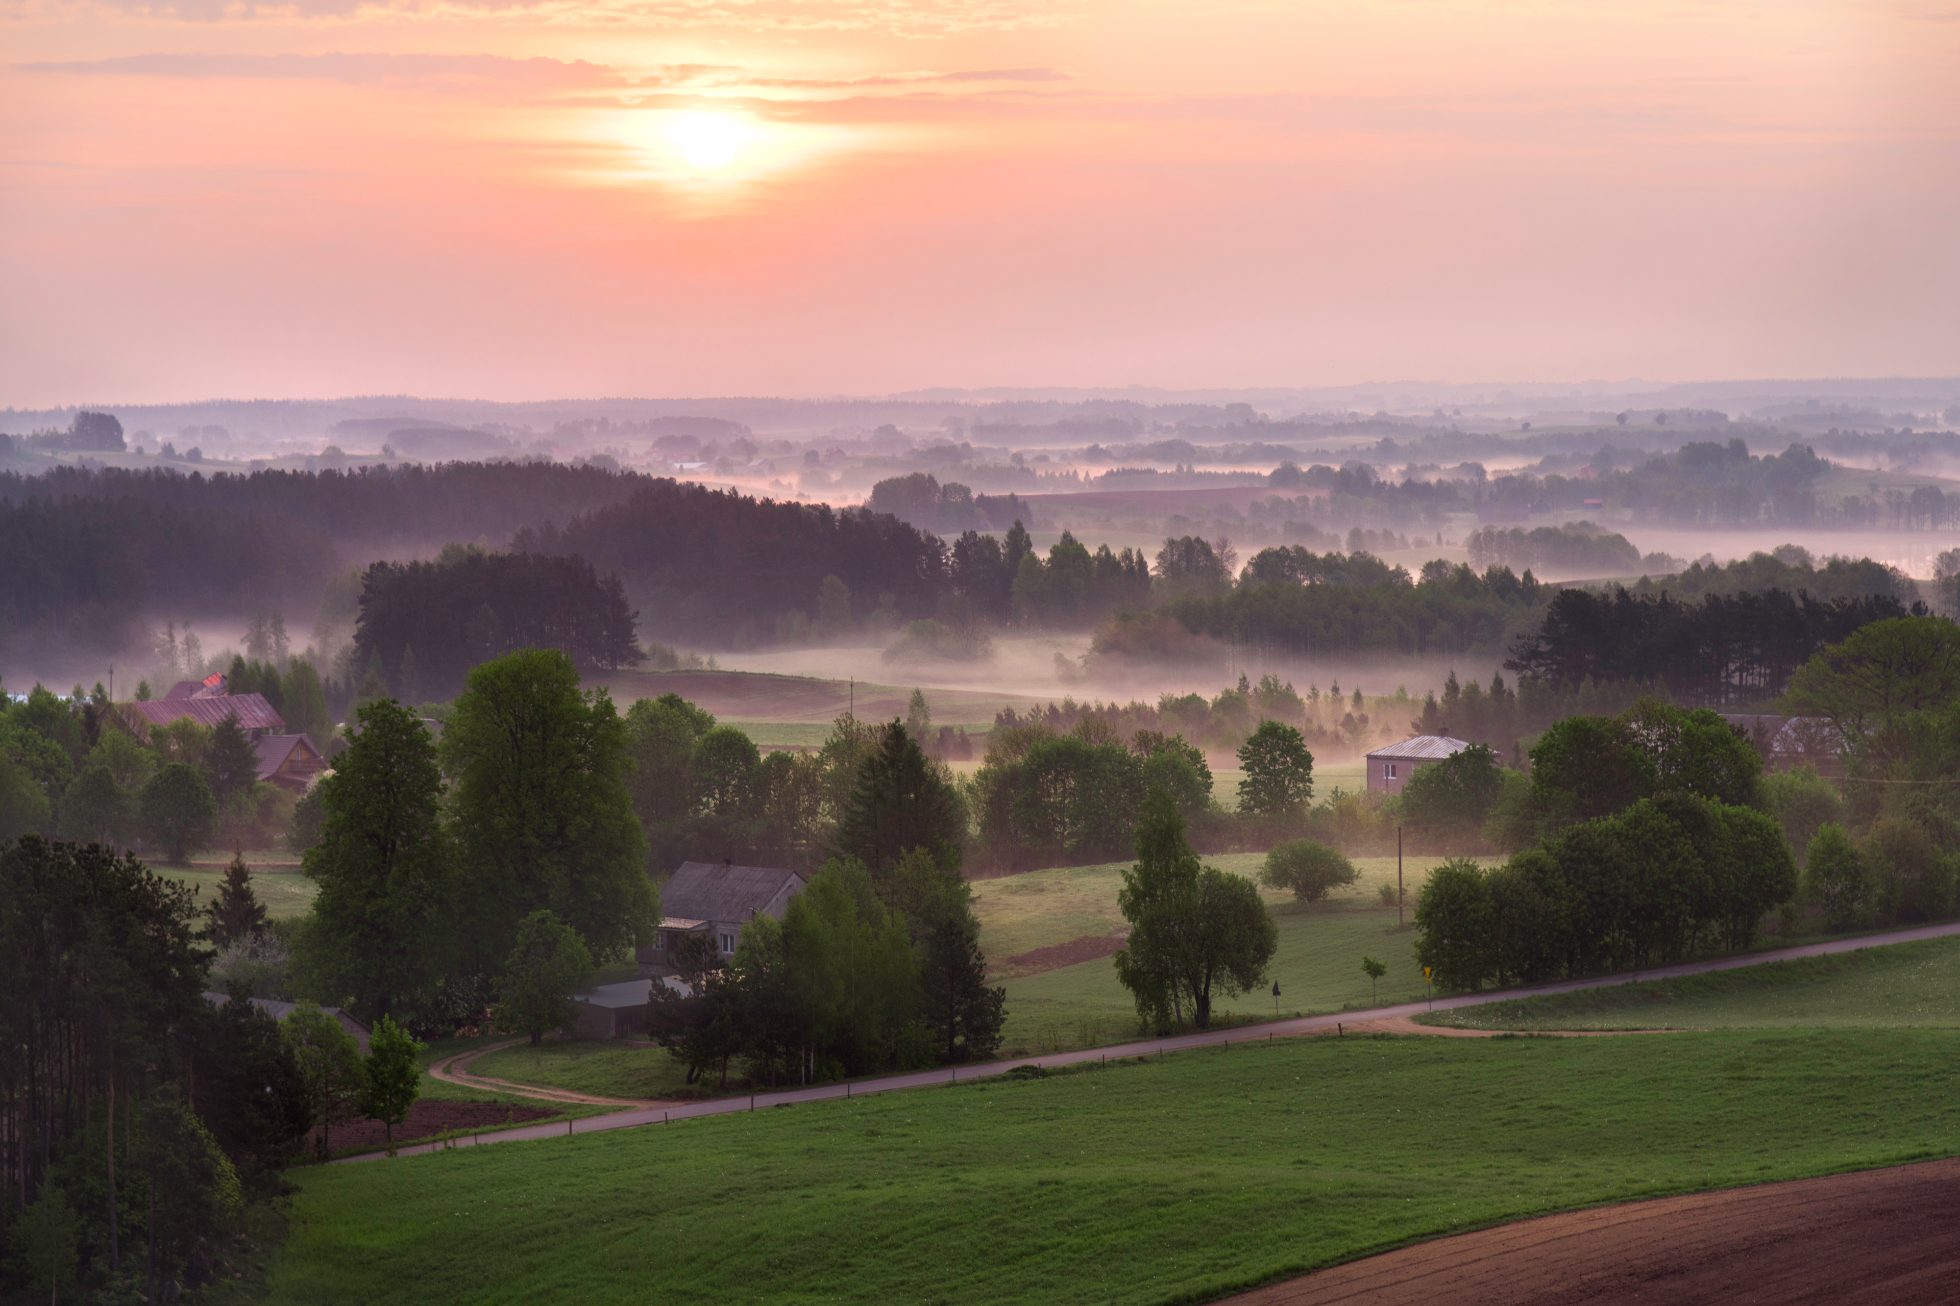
[1397,825,1405,928]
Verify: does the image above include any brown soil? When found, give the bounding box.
[317,1101,553,1157]
[1226,1157,1960,1305]
[997,931,1128,977]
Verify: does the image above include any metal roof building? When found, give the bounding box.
[1365,734,1476,794]
[120,691,286,738]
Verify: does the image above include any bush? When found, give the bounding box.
[1260,840,1359,904]
[1865,817,1956,923]
[1763,767,1846,860]
[1803,822,1868,930]
[1413,858,1495,990]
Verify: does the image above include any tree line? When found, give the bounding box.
[1506,586,1915,707]
[1415,701,1796,988]
[352,547,642,701]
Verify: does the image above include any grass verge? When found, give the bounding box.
[1428,934,1960,1032]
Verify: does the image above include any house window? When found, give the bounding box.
[1384,762,1398,780]
[720,932,735,952]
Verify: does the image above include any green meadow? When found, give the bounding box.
[270,1028,1960,1304]
[974,851,1460,1053]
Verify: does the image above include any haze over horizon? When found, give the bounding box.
[6,0,1958,407]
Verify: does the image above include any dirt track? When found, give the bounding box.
[1229,1158,1960,1305]
[427,1038,677,1108]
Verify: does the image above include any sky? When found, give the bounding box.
[3,0,1958,406]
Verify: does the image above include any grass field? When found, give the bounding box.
[974,851,1462,1053]
[156,851,317,920]
[1430,935,1960,1033]
[468,1039,713,1101]
[269,1028,1960,1304]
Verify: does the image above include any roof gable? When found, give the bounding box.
[122,692,286,735]
[663,861,805,924]
[1367,734,1476,761]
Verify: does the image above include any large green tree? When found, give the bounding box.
[884,852,1004,1063]
[444,649,654,968]
[1785,616,1960,740]
[497,910,594,1046]
[283,1002,364,1159]
[1115,792,1277,1029]
[1236,720,1314,826]
[139,762,217,863]
[57,761,131,846]
[779,859,923,1076]
[835,720,967,873]
[297,698,457,1022]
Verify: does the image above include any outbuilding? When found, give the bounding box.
[1365,734,1475,795]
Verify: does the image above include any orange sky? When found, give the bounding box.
[3,0,1957,405]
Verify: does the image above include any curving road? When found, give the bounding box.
[340,918,1960,1165]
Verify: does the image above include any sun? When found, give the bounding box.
[664,110,756,174]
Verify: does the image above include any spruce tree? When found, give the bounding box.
[207,852,269,949]
[835,721,965,874]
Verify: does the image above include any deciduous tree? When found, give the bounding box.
[359,1015,423,1158]
[497,910,594,1046]
[444,649,654,968]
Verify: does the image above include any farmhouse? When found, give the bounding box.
[642,860,807,967]
[202,992,371,1051]
[254,733,326,793]
[1366,734,1475,795]
[119,674,286,740]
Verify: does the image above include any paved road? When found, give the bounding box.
[341,918,1960,1165]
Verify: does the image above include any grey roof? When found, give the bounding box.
[575,977,690,1009]
[202,991,370,1046]
[663,861,804,924]
[1367,735,1476,761]
[253,732,321,781]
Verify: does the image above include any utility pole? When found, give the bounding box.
[1397,824,1404,929]
[848,676,855,720]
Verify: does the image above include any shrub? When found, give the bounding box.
[1260,840,1359,904]
[1803,823,1868,930]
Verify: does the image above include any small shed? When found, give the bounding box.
[1365,734,1475,795]
[569,976,691,1041]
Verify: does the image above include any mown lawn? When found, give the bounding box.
[976,851,1462,1053]
[1431,935,1960,1032]
[157,852,317,920]
[468,1039,714,1101]
[271,1029,1960,1304]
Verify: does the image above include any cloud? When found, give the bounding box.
[33,0,1078,31]
[17,51,632,91]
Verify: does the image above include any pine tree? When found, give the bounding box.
[207,852,269,949]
